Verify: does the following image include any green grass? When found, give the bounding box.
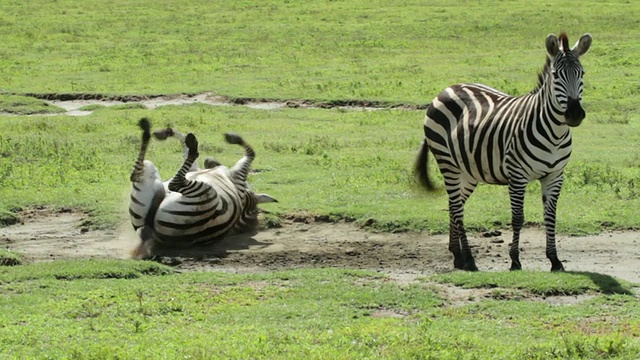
[0,0,638,233]
[1,1,640,358]
[0,104,639,234]
[110,102,147,110]
[0,259,173,283]
[0,249,23,266]
[0,0,638,109]
[0,94,65,115]
[0,264,638,359]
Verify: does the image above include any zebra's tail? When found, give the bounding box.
[414,138,436,191]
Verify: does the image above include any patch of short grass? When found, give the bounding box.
[0,0,638,112]
[430,271,634,296]
[0,266,639,359]
[0,249,23,266]
[0,259,173,283]
[1,104,640,234]
[0,208,19,226]
[0,94,65,115]
[110,102,147,110]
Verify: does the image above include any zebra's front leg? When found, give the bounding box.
[540,174,565,272]
[130,118,152,183]
[508,182,526,270]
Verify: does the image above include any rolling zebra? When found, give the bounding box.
[129,118,277,258]
[414,33,592,272]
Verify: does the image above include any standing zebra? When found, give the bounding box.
[415,33,592,272]
[129,118,277,258]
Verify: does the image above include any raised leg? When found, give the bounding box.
[167,133,201,195]
[445,176,478,271]
[508,181,527,270]
[540,174,565,272]
[225,133,256,188]
[129,118,165,231]
[130,118,152,183]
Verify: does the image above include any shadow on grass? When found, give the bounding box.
[149,231,271,260]
[568,271,634,295]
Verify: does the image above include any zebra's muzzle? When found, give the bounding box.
[564,98,585,127]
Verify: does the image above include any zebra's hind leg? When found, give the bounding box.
[446,177,478,271]
[540,174,565,272]
[225,133,255,185]
[508,182,526,271]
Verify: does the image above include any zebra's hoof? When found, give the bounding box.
[185,133,198,149]
[224,133,244,145]
[453,257,465,270]
[510,261,522,271]
[462,261,479,272]
[138,117,151,132]
[550,264,565,272]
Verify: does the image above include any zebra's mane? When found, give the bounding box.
[559,32,569,52]
[531,56,552,94]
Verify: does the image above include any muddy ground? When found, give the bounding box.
[1,208,639,284]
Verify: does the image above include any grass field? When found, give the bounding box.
[0,0,639,234]
[0,260,638,359]
[1,103,640,235]
[1,0,640,358]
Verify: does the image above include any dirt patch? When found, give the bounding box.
[1,209,640,285]
[10,92,429,116]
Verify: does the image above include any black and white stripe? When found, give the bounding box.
[128,119,277,258]
[415,33,592,271]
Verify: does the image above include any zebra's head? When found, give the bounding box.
[545,32,592,127]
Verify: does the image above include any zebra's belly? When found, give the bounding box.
[504,151,572,183]
[432,150,510,186]
[152,191,242,246]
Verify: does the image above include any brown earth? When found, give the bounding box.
[1,208,639,285]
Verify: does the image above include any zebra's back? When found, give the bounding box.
[424,83,571,185]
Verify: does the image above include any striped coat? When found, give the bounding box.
[415,33,592,272]
[129,119,276,258]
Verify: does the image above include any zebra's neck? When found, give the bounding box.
[529,62,570,141]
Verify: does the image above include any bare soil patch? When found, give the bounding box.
[1,209,639,285]
[13,92,428,116]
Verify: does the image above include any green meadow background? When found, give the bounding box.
[0,0,639,234]
[1,1,640,357]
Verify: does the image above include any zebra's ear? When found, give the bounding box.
[571,33,592,57]
[545,34,560,57]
